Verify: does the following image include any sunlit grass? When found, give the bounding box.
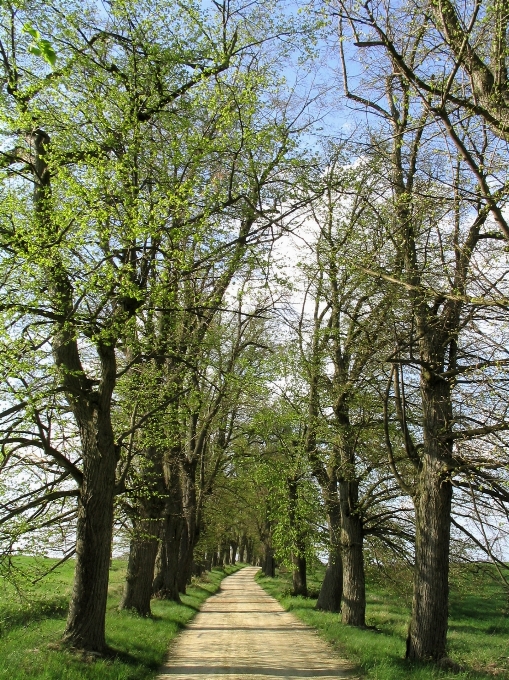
[257,562,509,680]
[0,556,241,680]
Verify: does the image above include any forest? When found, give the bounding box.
[0,0,508,676]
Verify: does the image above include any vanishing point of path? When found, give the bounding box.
[158,566,359,680]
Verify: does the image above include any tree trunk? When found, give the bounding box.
[120,516,160,616]
[262,545,275,577]
[292,554,307,596]
[153,455,183,602]
[407,462,452,660]
[239,534,247,563]
[120,448,165,616]
[177,459,198,591]
[288,476,307,596]
[246,539,254,565]
[340,479,365,626]
[406,339,454,661]
[230,540,238,565]
[62,420,117,651]
[316,498,342,612]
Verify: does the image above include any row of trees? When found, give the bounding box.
[0,0,508,667]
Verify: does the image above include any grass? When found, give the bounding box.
[0,556,241,680]
[257,562,509,680]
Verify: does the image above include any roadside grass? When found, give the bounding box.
[0,557,241,680]
[257,562,509,680]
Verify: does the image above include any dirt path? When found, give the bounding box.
[157,566,358,680]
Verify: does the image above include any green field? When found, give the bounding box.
[257,563,509,680]
[0,557,240,680]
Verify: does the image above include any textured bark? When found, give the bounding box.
[262,546,275,577]
[153,455,184,602]
[120,448,165,615]
[340,479,365,626]
[177,459,198,591]
[120,516,160,616]
[239,534,247,563]
[177,521,190,592]
[222,541,231,566]
[316,497,342,612]
[406,367,453,661]
[62,433,117,651]
[316,545,343,612]
[291,555,307,596]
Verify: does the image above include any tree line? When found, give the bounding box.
[0,0,508,667]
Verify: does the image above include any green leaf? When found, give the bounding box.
[22,23,40,40]
[23,23,57,66]
[27,45,42,57]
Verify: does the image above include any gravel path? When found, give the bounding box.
[157,566,358,680]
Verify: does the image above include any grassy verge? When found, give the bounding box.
[0,557,241,680]
[257,563,509,680]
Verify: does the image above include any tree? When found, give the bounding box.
[0,0,306,651]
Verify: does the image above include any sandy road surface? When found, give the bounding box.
[157,566,358,680]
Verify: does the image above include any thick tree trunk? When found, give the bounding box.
[120,448,165,616]
[340,479,365,626]
[246,539,254,565]
[177,521,190,592]
[262,545,275,577]
[120,516,160,616]
[406,340,454,661]
[177,460,198,591]
[316,499,342,612]
[316,546,342,611]
[62,420,117,651]
[292,554,307,596]
[153,456,183,602]
[152,511,183,602]
[222,541,231,566]
[407,462,452,660]
[230,540,238,565]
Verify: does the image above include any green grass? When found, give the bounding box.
[0,556,241,680]
[257,562,509,680]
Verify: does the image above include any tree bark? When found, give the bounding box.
[62,407,118,651]
[120,516,160,616]
[120,447,165,616]
[230,539,238,565]
[177,459,198,591]
[262,545,275,577]
[316,497,342,612]
[153,454,184,602]
[292,554,307,596]
[406,368,453,661]
[340,479,365,626]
